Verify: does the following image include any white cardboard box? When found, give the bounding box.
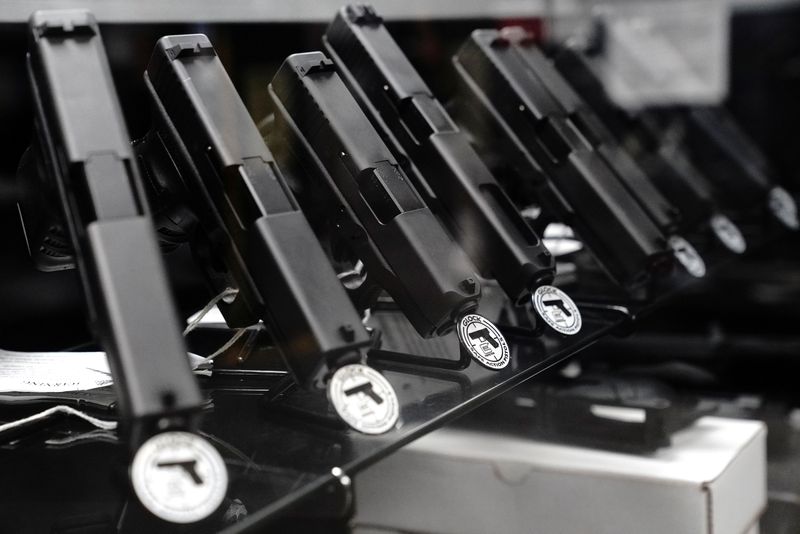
[354,417,766,534]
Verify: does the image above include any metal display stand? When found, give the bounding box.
[0,235,768,532]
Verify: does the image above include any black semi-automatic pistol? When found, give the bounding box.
[17,10,203,446]
[135,34,372,388]
[324,5,556,306]
[267,51,481,343]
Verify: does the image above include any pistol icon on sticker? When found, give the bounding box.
[469,327,499,349]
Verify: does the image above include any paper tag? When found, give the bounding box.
[0,350,208,393]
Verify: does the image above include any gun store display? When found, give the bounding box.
[0,2,796,532]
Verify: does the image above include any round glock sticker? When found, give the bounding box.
[768,187,799,230]
[456,314,510,370]
[710,214,746,254]
[328,364,399,435]
[532,285,582,336]
[669,235,706,278]
[131,431,228,524]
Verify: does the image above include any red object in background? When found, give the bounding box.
[497,18,545,43]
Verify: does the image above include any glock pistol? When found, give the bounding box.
[17,10,203,445]
[267,51,481,341]
[324,5,556,306]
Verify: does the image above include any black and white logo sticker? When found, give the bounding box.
[669,236,706,278]
[457,314,510,370]
[328,364,399,435]
[710,214,746,254]
[131,432,228,524]
[532,285,582,336]
[768,187,799,230]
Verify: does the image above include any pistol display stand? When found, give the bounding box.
[133,33,493,433]
[0,6,795,533]
[210,20,792,531]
